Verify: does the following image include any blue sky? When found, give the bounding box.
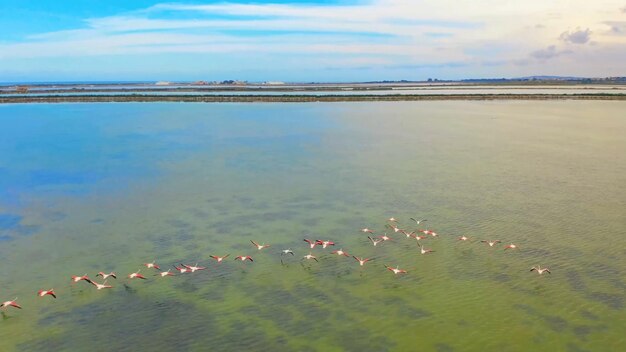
[1,0,625,82]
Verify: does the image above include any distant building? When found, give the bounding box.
[15,85,29,93]
[220,80,247,85]
[191,81,208,85]
[155,81,171,86]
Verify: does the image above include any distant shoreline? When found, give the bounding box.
[2,93,626,104]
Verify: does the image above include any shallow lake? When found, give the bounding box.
[0,101,624,351]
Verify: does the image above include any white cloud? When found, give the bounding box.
[1,0,626,79]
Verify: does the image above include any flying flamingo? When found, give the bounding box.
[90,280,113,290]
[384,265,407,275]
[387,224,402,233]
[302,253,319,262]
[418,229,438,238]
[316,240,336,249]
[144,261,160,270]
[410,218,427,225]
[251,240,270,251]
[360,228,374,234]
[281,249,295,256]
[353,256,372,266]
[156,269,175,277]
[303,239,318,249]
[504,244,519,250]
[378,233,393,241]
[481,240,501,247]
[331,248,350,257]
[368,236,383,246]
[418,244,435,255]
[401,230,415,239]
[530,265,551,275]
[210,254,230,263]
[174,265,191,273]
[410,233,428,241]
[387,217,398,223]
[235,256,253,262]
[71,274,92,284]
[280,249,295,265]
[37,289,56,299]
[182,263,206,272]
[96,272,117,280]
[457,235,470,241]
[0,298,21,309]
[128,270,147,280]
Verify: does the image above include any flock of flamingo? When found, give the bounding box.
[0,217,550,312]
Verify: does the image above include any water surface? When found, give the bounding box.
[0,102,624,351]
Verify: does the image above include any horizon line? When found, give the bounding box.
[3,75,626,87]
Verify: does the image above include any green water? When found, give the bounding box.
[0,102,624,351]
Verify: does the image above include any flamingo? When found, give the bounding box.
[387,217,398,223]
[37,289,56,299]
[401,230,416,239]
[174,265,191,273]
[418,229,438,238]
[302,253,319,262]
[316,240,336,249]
[410,218,427,225]
[156,269,175,277]
[360,228,374,234]
[182,263,206,272]
[210,254,230,263]
[144,261,160,270]
[128,270,147,280]
[353,256,372,266]
[91,280,113,290]
[0,298,21,309]
[384,265,407,275]
[71,274,92,284]
[530,265,551,275]
[378,233,393,242]
[303,239,318,249]
[368,236,383,246]
[235,256,253,262]
[481,240,501,247]
[281,249,295,256]
[418,244,435,255]
[96,272,117,280]
[251,240,270,251]
[457,235,470,242]
[411,233,428,241]
[331,248,350,257]
[504,243,518,250]
[387,224,402,233]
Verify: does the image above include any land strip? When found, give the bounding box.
[2,93,626,104]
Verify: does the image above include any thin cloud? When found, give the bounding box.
[0,1,482,61]
[152,2,480,28]
[1,0,626,80]
[604,21,626,34]
[559,28,591,44]
[530,45,572,60]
